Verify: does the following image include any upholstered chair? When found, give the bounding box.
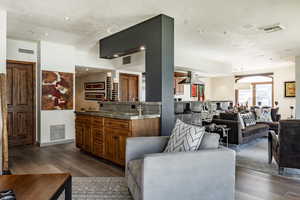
[268,120,300,174]
[126,136,236,200]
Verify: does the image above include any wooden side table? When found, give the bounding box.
[0,173,71,200]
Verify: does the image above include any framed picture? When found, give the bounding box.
[42,71,73,110]
[191,84,198,97]
[85,92,105,101]
[284,81,296,97]
[84,82,105,90]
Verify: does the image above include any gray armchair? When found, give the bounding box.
[126,136,236,200]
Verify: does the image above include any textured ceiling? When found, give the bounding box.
[1,0,300,72]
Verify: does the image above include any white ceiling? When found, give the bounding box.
[1,0,300,73]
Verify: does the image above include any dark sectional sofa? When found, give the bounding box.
[212,112,269,145]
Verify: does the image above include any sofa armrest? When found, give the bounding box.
[126,136,169,165]
[142,148,236,200]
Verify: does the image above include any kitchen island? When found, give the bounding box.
[75,111,160,166]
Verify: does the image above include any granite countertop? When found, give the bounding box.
[75,111,160,120]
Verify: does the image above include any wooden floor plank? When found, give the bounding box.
[9,143,300,200]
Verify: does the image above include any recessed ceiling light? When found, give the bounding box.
[140,46,146,51]
[64,16,70,21]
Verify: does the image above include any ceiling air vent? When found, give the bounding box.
[18,48,34,54]
[122,56,131,65]
[259,23,284,33]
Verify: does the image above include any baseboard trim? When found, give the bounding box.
[37,139,75,147]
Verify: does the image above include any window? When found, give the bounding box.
[236,75,273,107]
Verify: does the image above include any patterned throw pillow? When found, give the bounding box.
[257,108,273,122]
[240,112,256,127]
[164,119,205,153]
[238,113,246,130]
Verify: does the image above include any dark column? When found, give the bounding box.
[99,14,175,135]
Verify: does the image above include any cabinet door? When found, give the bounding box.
[115,135,127,166]
[83,125,92,152]
[75,124,83,148]
[104,132,117,162]
[92,127,104,157]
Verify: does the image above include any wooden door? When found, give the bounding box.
[119,73,139,102]
[7,61,35,146]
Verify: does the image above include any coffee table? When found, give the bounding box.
[0,173,71,200]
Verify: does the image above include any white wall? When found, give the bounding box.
[296,56,300,118]
[39,41,76,144]
[5,38,116,145]
[209,76,235,102]
[273,66,295,119]
[0,9,6,174]
[76,43,114,69]
[0,10,6,73]
[7,39,38,62]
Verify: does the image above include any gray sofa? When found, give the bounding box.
[126,136,236,200]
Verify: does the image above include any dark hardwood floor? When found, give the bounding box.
[9,143,300,200]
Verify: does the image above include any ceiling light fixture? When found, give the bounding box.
[44,33,49,36]
[258,23,284,33]
[64,16,70,21]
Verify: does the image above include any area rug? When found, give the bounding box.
[236,138,300,179]
[59,177,132,200]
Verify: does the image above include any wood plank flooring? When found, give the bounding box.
[9,143,300,200]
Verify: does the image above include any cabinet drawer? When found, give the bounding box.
[92,116,103,127]
[104,127,131,136]
[76,115,91,124]
[104,118,130,130]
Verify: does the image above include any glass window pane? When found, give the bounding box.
[256,84,272,107]
[238,89,252,106]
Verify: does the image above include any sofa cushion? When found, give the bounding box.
[199,132,220,149]
[242,124,269,137]
[238,113,246,130]
[164,119,205,153]
[128,159,143,188]
[257,108,273,122]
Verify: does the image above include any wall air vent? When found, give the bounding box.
[259,23,284,33]
[18,48,34,54]
[123,56,131,65]
[50,125,66,141]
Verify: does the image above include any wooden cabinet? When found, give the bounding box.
[75,124,83,148]
[92,127,104,157]
[75,114,160,166]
